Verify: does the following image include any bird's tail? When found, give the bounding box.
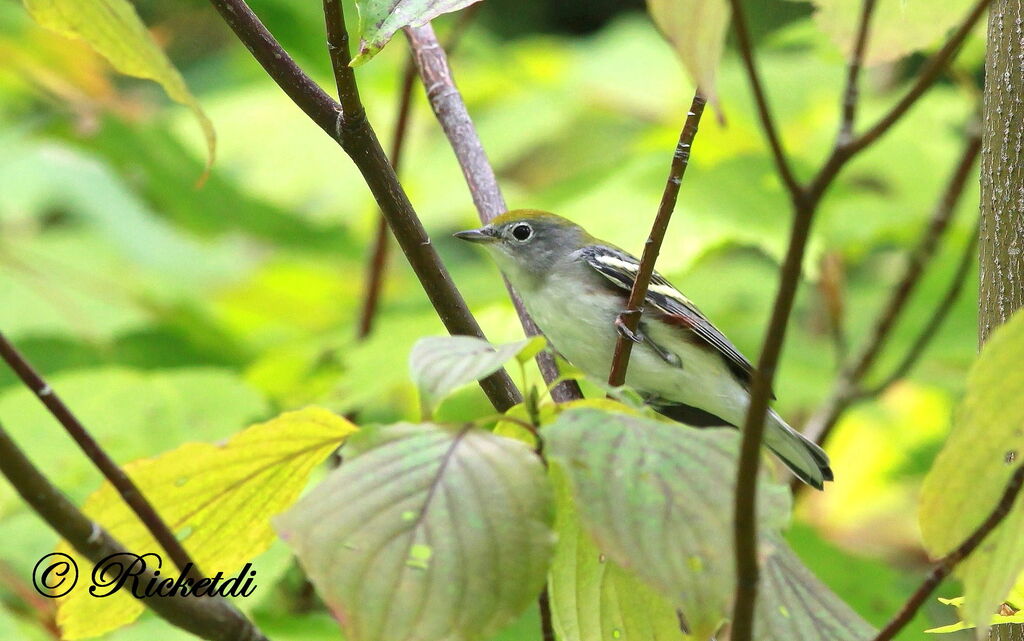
[762,410,833,490]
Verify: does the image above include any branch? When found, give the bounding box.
[357,55,419,340]
[801,130,981,447]
[358,12,479,340]
[846,0,991,155]
[861,226,978,398]
[0,332,200,578]
[724,0,802,202]
[403,20,583,403]
[872,463,1024,641]
[730,203,816,641]
[0,420,268,641]
[607,91,708,387]
[206,0,521,411]
[837,0,879,143]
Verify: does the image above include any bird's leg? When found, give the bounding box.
[615,315,682,368]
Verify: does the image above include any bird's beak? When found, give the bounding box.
[453,227,499,244]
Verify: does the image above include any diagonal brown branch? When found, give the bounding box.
[848,0,992,156]
[0,420,268,641]
[358,12,480,340]
[872,463,1024,641]
[802,129,981,449]
[0,332,201,578]
[403,20,583,403]
[838,0,879,143]
[206,0,520,411]
[725,0,801,202]
[606,91,708,387]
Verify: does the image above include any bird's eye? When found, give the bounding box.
[510,223,533,242]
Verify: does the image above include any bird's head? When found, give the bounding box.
[454,210,589,286]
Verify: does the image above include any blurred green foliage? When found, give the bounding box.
[0,0,985,638]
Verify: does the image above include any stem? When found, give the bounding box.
[606,91,708,387]
[403,20,583,402]
[0,332,200,577]
[725,0,801,202]
[0,421,268,641]
[206,0,521,411]
[861,220,979,398]
[847,0,992,155]
[801,131,981,448]
[872,463,1024,641]
[838,0,879,143]
[358,14,480,340]
[730,199,815,641]
[357,56,418,340]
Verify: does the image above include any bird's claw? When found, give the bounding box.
[614,316,643,343]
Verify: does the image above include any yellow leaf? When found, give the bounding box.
[55,407,355,639]
[22,0,216,172]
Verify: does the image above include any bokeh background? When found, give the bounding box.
[0,0,985,639]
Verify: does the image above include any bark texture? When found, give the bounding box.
[980,0,1024,345]
[983,3,1024,640]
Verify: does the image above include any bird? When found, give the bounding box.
[454,209,832,489]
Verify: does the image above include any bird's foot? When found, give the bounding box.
[614,316,643,343]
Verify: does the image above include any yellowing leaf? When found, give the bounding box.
[352,0,482,66]
[22,0,216,170]
[56,407,355,639]
[809,0,976,65]
[927,597,1024,633]
[920,311,1024,635]
[646,0,731,100]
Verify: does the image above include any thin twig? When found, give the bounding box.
[861,226,978,398]
[801,131,981,448]
[0,420,268,641]
[358,10,480,339]
[0,332,201,577]
[872,463,1024,641]
[403,20,583,403]
[724,0,801,202]
[838,0,879,144]
[206,0,521,411]
[357,55,418,339]
[607,91,708,387]
[846,0,991,156]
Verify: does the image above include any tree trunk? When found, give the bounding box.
[981,3,1024,640]
[980,0,1024,346]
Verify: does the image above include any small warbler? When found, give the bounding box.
[455,210,832,489]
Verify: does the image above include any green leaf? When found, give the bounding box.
[409,335,529,413]
[55,407,355,639]
[276,423,555,641]
[646,0,731,100]
[351,0,482,65]
[546,408,873,640]
[548,467,688,641]
[21,0,216,170]
[920,311,1024,636]
[808,0,976,65]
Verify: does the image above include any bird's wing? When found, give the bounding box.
[576,244,756,386]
